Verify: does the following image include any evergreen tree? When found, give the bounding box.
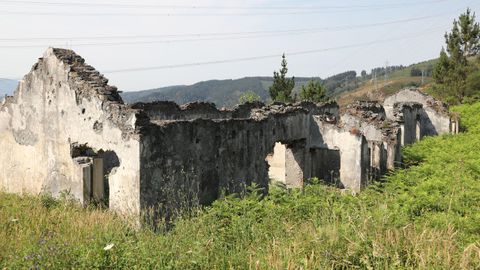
[432,8,480,104]
[452,8,480,58]
[269,54,295,103]
[300,80,327,103]
[433,48,451,84]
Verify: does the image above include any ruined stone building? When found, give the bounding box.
[0,48,459,218]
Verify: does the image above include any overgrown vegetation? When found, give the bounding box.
[1,102,480,269]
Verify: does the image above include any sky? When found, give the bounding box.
[0,0,478,91]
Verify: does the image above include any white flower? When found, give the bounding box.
[104,243,114,251]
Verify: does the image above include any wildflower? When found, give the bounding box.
[104,243,114,251]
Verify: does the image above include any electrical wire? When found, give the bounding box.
[0,0,451,16]
[101,26,446,74]
[0,0,448,10]
[0,12,452,43]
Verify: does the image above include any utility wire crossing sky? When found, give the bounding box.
[0,0,478,91]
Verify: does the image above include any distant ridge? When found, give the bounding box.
[121,72,359,107]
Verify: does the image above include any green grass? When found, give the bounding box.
[1,103,480,269]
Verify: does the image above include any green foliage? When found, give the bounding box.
[465,69,480,101]
[268,54,295,103]
[447,8,480,58]
[299,80,327,103]
[433,9,480,104]
[2,103,480,269]
[452,101,480,133]
[238,90,261,104]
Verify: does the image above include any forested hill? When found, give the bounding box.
[121,72,359,107]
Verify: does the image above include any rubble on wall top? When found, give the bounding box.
[392,102,423,123]
[344,100,386,122]
[338,100,400,143]
[50,48,123,105]
[49,48,146,137]
[130,99,338,124]
[250,103,309,120]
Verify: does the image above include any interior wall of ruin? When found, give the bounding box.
[310,117,370,192]
[138,110,311,214]
[397,104,422,145]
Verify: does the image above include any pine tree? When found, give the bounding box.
[300,80,327,103]
[433,48,451,84]
[432,8,480,104]
[269,54,295,103]
[456,8,480,57]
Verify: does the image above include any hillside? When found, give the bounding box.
[121,72,358,107]
[337,59,437,106]
[121,59,439,108]
[1,102,479,269]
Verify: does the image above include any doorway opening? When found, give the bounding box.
[265,140,306,189]
[71,143,119,207]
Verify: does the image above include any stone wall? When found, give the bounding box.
[0,48,460,222]
[340,101,401,177]
[138,105,312,216]
[384,88,457,136]
[0,48,142,216]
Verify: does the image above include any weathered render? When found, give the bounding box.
[0,48,143,216]
[0,48,459,220]
[341,101,401,178]
[384,88,459,137]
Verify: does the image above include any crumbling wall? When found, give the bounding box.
[384,88,456,136]
[340,101,401,175]
[0,49,462,223]
[392,102,423,145]
[138,105,311,215]
[310,117,369,192]
[131,101,231,121]
[266,141,306,188]
[266,142,286,183]
[0,48,142,215]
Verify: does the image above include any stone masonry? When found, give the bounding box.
[0,48,459,220]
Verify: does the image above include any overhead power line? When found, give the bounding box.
[0,0,451,16]
[0,12,451,43]
[102,26,444,74]
[0,0,448,10]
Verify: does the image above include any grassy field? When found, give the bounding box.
[1,102,480,269]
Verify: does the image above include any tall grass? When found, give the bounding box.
[1,103,480,269]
